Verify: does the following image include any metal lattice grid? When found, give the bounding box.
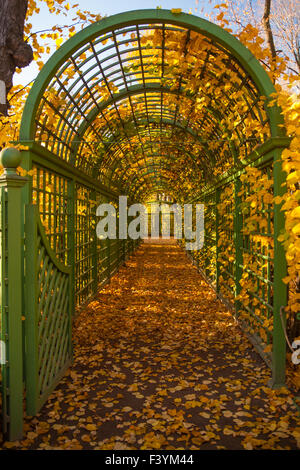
[14,10,289,418]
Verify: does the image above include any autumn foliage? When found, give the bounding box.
[0,3,299,391]
[2,243,300,450]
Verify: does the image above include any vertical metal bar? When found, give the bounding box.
[67,179,75,317]
[6,188,24,439]
[266,167,272,346]
[92,190,98,293]
[204,195,209,277]
[0,186,9,436]
[25,204,39,416]
[53,173,57,252]
[122,238,126,264]
[234,176,243,317]
[270,148,287,388]
[0,148,28,440]
[215,187,220,293]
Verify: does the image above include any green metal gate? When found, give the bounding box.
[24,204,72,416]
[0,149,138,441]
[0,186,73,438]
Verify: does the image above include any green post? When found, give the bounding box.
[107,237,111,281]
[92,191,98,294]
[270,148,287,388]
[122,239,126,264]
[67,179,76,317]
[215,187,220,293]
[0,148,28,440]
[234,176,243,317]
[159,207,162,237]
[24,204,38,416]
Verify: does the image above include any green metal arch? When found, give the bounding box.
[108,145,208,183]
[13,9,289,398]
[112,155,197,191]
[20,8,285,145]
[70,83,241,160]
[90,120,218,177]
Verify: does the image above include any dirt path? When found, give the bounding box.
[2,242,300,450]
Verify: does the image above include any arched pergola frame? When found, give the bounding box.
[0,8,292,442]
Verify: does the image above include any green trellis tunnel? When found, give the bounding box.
[0,9,291,441]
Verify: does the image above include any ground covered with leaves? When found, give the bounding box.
[2,241,300,450]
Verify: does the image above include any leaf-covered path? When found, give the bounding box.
[3,241,300,450]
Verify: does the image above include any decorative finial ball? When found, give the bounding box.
[0,147,22,169]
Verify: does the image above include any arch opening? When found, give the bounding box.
[18,9,289,391]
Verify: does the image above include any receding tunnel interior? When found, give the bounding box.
[17,11,288,392]
[0,11,292,442]
[24,14,273,203]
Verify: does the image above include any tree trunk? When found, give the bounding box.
[0,0,33,115]
[262,0,277,61]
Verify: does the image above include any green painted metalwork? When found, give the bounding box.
[271,148,288,388]
[237,164,273,359]
[215,187,220,294]
[183,156,284,374]
[0,188,8,438]
[0,149,27,441]
[18,9,285,201]
[218,182,235,304]
[25,204,72,415]
[75,183,97,306]
[20,10,284,142]
[0,8,292,442]
[31,164,71,264]
[17,9,288,387]
[234,177,243,318]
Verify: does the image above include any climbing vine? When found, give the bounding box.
[217,184,235,304]
[237,167,274,346]
[0,6,299,386]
